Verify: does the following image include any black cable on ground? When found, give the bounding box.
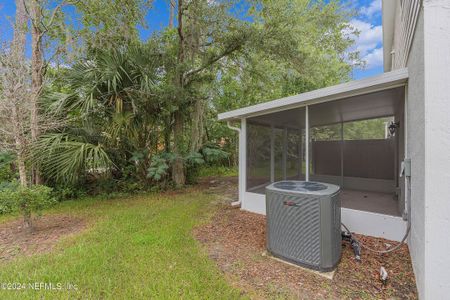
[341,222,411,254]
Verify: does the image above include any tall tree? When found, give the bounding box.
[171,0,185,186]
[71,0,152,51]
[30,0,44,184]
[207,0,359,164]
[21,0,359,190]
[167,0,255,186]
[26,0,68,184]
[169,0,175,28]
[0,0,30,186]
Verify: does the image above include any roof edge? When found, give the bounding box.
[218,68,408,121]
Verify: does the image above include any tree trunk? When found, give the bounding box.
[10,0,28,187]
[164,115,172,152]
[169,0,175,28]
[11,106,28,187]
[172,111,185,186]
[30,0,44,184]
[190,98,205,152]
[171,0,186,186]
[23,210,33,229]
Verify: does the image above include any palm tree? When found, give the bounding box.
[33,45,161,185]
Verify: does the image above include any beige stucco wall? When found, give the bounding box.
[422,0,450,298]
[405,1,450,298]
[405,8,426,298]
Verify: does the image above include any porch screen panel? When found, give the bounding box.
[246,122,271,191]
[286,129,302,180]
[342,139,395,179]
[343,117,395,180]
[308,117,343,186]
[273,128,284,181]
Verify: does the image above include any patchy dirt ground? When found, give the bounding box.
[0,215,86,262]
[195,177,417,299]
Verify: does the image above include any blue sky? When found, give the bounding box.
[348,0,384,79]
[0,0,383,80]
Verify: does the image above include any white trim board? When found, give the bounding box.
[218,69,408,121]
[242,192,406,241]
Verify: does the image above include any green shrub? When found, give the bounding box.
[0,152,17,183]
[147,153,174,182]
[0,181,20,214]
[52,185,87,201]
[147,152,206,185]
[184,152,205,184]
[200,145,230,165]
[0,184,56,228]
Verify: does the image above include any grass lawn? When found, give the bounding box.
[0,189,245,299]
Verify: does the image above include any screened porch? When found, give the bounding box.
[245,87,405,217]
[219,69,409,240]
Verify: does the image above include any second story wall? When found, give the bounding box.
[383,0,422,71]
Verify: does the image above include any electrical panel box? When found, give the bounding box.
[400,158,411,177]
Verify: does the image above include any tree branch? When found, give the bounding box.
[184,41,244,82]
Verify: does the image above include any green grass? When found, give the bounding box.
[0,190,246,299]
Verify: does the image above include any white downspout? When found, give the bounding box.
[227,121,240,133]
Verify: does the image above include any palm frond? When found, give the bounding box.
[32,133,114,185]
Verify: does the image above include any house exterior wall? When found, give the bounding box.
[422,0,450,298]
[400,1,450,297]
[405,9,426,298]
[391,0,422,69]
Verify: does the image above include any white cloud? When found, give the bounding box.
[345,19,383,69]
[349,19,382,57]
[360,0,382,18]
[363,47,384,68]
[207,0,219,6]
[344,0,383,72]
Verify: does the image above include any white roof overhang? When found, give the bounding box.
[218,68,408,122]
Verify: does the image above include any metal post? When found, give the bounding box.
[282,128,287,180]
[298,128,302,178]
[340,121,344,187]
[270,125,275,182]
[305,106,310,181]
[239,118,247,205]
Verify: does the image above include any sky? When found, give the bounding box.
[0,0,383,80]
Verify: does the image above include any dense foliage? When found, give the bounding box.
[1,0,361,204]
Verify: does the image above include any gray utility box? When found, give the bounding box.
[266,181,341,272]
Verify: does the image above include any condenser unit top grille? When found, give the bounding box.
[269,180,340,195]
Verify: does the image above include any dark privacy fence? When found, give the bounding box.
[312,139,395,180]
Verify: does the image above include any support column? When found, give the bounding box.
[340,121,344,187]
[239,118,247,204]
[403,84,408,218]
[298,128,302,178]
[270,125,275,182]
[305,106,309,181]
[282,128,287,180]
